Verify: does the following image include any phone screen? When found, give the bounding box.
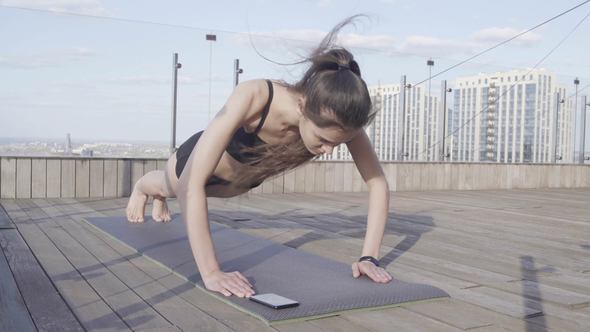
[249,293,299,309]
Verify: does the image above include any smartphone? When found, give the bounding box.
[248,293,299,309]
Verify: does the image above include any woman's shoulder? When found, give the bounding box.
[235,78,272,94]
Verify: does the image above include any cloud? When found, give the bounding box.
[231,23,543,61]
[471,27,542,46]
[396,35,477,58]
[232,29,396,59]
[104,74,228,86]
[0,47,97,69]
[0,0,109,16]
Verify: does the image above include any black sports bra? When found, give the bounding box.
[174,79,274,188]
[224,79,273,163]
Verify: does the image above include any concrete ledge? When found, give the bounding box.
[0,156,588,198]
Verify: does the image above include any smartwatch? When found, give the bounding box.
[358,256,380,267]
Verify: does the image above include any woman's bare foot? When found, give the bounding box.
[152,196,172,222]
[126,186,148,223]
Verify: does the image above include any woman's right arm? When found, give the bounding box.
[176,79,268,297]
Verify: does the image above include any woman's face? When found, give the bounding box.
[298,114,360,156]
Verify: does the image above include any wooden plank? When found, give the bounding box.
[402,297,529,331]
[17,199,166,331]
[16,158,31,199]
[89,160,104,198]
[156,159,167,172]
[118,160,132,197]
[306,315,373,331]
[0,234,37,332]
[0,228,84,331]
[304,163,314,193]
[46,159,61,198]
[284,169,295,193]
[271,173,284,194]
[3,200,131,331]
[61,159,75,198]
[75,159,90,198]
[483,279,590,310]
[324,162,335,193]
[69,199,273,332]
[453,286,541,319]
[131,160,144,192]
[352,163,363,192]
[333,162,344,192]
[104,159,118,198]
[31,159,47,198]
[0,203,14,229]
[37,199,225,331]
[294,165,305,193]
[144,160,157,174]
[344,306,461,332]
[342,162,353,192]
[262,175,273,194]
[313,162,325,193]
[1,158,16,199]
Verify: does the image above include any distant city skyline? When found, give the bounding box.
[1,0,589,155]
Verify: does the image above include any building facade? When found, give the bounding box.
[450,69,574,163]
[319,83,439,162]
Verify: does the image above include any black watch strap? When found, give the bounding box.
[358,256,380,267]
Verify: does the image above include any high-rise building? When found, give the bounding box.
[450,69,574,163]
[319,83,439,161]
[369,83,439,161]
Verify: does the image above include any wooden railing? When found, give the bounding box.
[0,156,589,198]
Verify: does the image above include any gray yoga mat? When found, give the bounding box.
[85,214,449,325]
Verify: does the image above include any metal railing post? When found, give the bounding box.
[170,53,181,155]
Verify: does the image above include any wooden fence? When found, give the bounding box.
[1,156,589,198]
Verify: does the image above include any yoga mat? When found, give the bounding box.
[85,214,448,325]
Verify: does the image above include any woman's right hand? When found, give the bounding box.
[203,269,255,298]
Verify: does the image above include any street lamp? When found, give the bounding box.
[582,96,590,164]
[439,81,453,161]
[206,33,217,120]
[426,59,434,160]
[574,78,580,162]
[234,59,243,87]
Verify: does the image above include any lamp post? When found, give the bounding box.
[234,59,243,87]
[206,33,217,120]
[574,78,580,162]
[170,53,182,155]
[426,59,434,160]
[550,93,564,164]
[438,80,452,161]
[397,75,407,161]
[581,96,589,164]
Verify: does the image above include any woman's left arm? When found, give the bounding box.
[346,130,393,283]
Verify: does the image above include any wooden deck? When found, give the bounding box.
[1,188,589,331]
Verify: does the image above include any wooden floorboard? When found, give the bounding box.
[2,188,590,331]
[0,203,15,229]
[69,197,275,332]
[0,229,36,332]
[0,226,83,331]
[3,199,131,331]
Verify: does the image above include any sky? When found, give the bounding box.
[1,0,589,151]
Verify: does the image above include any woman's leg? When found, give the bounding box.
[126,152,179,223]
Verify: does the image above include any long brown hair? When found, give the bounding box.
[231,15,377,189]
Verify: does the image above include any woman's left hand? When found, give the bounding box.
[352,261,393,283]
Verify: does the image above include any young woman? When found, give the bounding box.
[126,16,392,299]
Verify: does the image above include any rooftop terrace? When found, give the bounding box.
[1,188,589,331]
